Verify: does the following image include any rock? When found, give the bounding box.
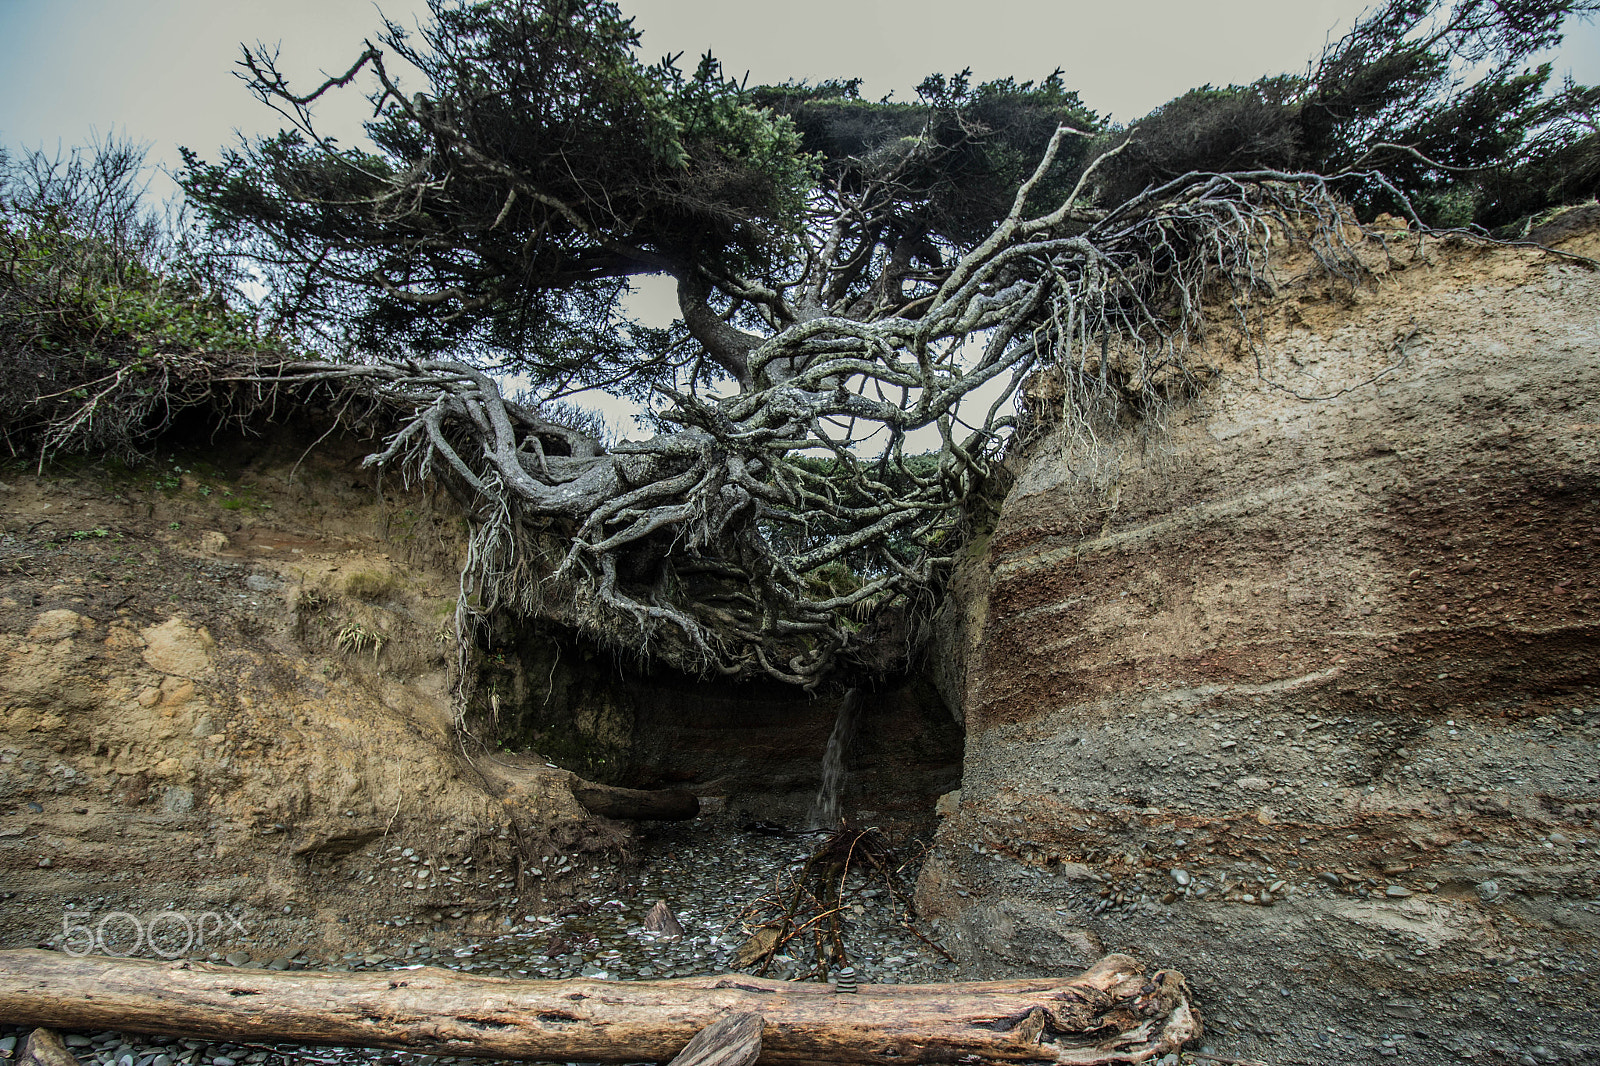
[140,618,214,678]
[1386,885,1413,898]
[935,789,962,816]
[21,1029,81,1066]
[224,951,251,967]
[198,531,229,554]
[1547,833,1568,845]
[1319,872,1341,885]
[644,900,685,937]
[1170,868,1191,886]
[162,787,195,815]
[244,574,281,593]
[1477,880,1501,901]
[27,609,88,642]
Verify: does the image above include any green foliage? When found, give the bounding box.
[1094,0,1599,231]
[757,69,1103,253]
[181,0,815,384]
[1091,80,1305,206]
[0,137,288,461]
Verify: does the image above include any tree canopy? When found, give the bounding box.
[26,0,1597,686]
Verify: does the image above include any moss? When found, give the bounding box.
[344,570,397,602]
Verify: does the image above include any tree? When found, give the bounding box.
[164,0,1598,686]
[1095,0,1600,228]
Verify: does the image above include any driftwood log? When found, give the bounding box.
[0,949,1199,1064]
[571,782,700,821]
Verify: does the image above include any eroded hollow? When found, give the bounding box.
[466,618,964,828]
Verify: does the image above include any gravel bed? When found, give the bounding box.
[3,818,956,1066]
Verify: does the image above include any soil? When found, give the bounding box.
[0,425,962,971]
[0,428,612,962]
[915,222,1600,1064]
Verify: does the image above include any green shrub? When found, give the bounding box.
[0,137,293,463]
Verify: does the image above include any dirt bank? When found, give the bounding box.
[0,424,962,968]
[917,222,1600,1064]
[0,430,618,963]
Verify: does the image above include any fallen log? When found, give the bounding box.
[0,949,1199,1065]
[571,781,700,820]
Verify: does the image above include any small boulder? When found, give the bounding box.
[26,610,87,642]
[140,617,214,678]
[643,899,684,937]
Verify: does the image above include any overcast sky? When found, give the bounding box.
[4,0,1595,184]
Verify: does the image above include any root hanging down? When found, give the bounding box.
[28,133,1378,688]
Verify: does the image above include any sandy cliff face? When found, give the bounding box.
[917,223,1600,1061]
[0,433,603,961]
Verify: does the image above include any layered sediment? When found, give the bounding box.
[917,223,1600,1062]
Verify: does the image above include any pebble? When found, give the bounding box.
[1170,869,1191,887]
[0,1037,15,1054]
[2,820,953,1066]
[1385,885,1413,898]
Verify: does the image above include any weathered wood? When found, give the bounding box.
[571,782,700,821]
[643,900,685,936]
[0,949,1199,1065]
[665,1012,763,1066]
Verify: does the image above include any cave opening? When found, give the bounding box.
[464,617,965,830]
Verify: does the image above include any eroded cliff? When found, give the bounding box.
[0,431,608,962]
[917,220,1600,1062]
